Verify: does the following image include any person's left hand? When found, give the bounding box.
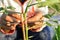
[0,12,21,35]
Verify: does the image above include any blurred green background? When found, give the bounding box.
[36,0,60,40]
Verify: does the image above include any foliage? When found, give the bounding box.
[36,0,60,40]
[0,6,15,14]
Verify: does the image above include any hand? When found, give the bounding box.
[0,12,21,34]
[27,11,44,32]
[27,11,43,23]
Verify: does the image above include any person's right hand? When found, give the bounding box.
[0,12,21,34]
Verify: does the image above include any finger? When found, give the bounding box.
[15,19,20,22]
[27,12,43,23]
[28,21,43,30]
[6,22,11,26]
[6,23,17,30]
[10,23,18,30]
[6,21,18,26]
[9,13,21,20]
[1,14,13,22]
[5,15,13,22]
[6,14,20,23]
[1,25,11,30]
[10,17,20,23]
[29,24,42,30]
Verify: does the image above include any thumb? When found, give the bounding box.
[27,6,35,18]
[27,12,43,23]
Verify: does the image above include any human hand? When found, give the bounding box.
[27,11,44,32]
[0,12,21,34]
[27,11,43,23]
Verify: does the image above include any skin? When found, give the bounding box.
[0,11,44,34]
[0,13,21,35]
[0,0,43,34]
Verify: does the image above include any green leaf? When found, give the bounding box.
[4,9,9,15]
[7,6,15,10]
[51,3,60,12]
[57,25,60,35]
[53,35,57,40]
[36,0,60,7]
[44,14,51,19]
[28,3,39,7]
[53,20,58,23]
[55,25,60,40]
[46,22,52,26]
[46,0,59,4]
[25,0,32,13]
[0,7,4,11]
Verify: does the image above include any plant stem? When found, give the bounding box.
[24,13,28,40]
[21,5,26,40]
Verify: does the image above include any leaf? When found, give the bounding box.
[3,9,9,15]
[0,7,8,15]
[46,22,52,26]
[53,35,57,40]
[46,0,59,4]
[28,3,39,7]
[51,3,60,12]
[0,7,4,11]
[44,14,51,19]
[7,6,15,10]
[53,20,58,23]
[25,0,32,13]
[57,25,60,35]
[55,25,60,40]
[36,0,60,7]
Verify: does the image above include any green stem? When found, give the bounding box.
[24,13,28,40]
[25,0,32,13]
[25,20,28,40]
[21,6,26,40]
